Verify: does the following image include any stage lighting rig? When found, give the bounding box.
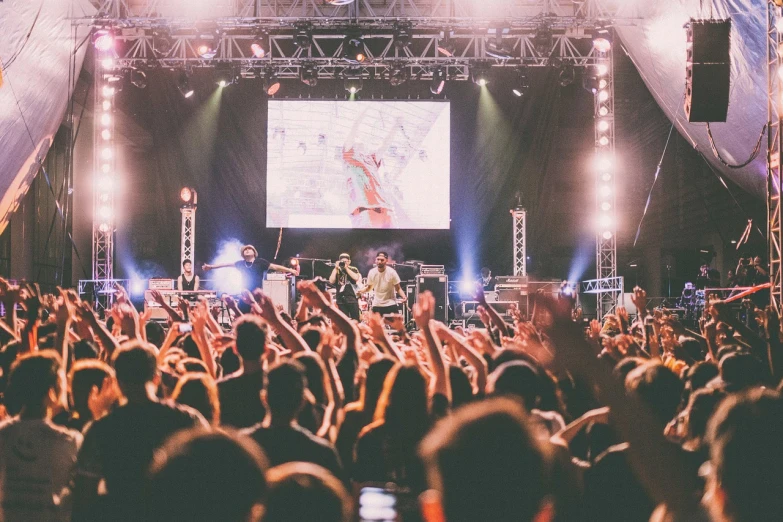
[512,70,530,97]
[299,63,318,87]
[263,68,281,96]
[214,62,235,87]
[151,28,173,57]
[430,67,445,94]
[93,29,114,52]
[177,70,194,98]
[437,30,456,57]
[294,24,313,50]
[344,77,363,94]
[471,62,491,86]
[197,43,217,59]
[130,68,148,89]
[486,28,512,60]
[558,64,575,87]
[343,32,366,64]
[533,24,554,57]
[389,63,409,86]
[180,187,198,206]
[393,23,412,50]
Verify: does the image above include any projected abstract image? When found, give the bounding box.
[266,100,450,229]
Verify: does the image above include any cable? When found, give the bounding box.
[1,0,46,72]
[705,121,766,169]
[633,119,677,247]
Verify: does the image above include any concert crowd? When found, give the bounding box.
[0,274,781,522]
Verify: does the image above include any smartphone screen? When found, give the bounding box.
[359,486,397,522]
[179,323,193,333]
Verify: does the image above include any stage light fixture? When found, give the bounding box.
[99,206,113,220]
[437,30,456,57]
[471,63,491,86]
[598,106,609,117]
[294,24,313,50]
[290,257,299,267]
[601,172,612,182]
[393,23,412,49]
[430,68,445,94]
[486,29,512,60]
[197,43,217,59]
[101,164,111,173]
[177,71,194,98]
[601,201,611,211]
[130,69,148,89]
[250,29,267,58]
[180,187,197,204]
[102,100,111,111]
[389,64,410,87]
[593,37,612,53]
[102,85,115,97]
[598,214,613,229]
[558,64,575,87]
[597,120,610,132]
[597,89,609,102]
[214,63,234,87]
[299,64,319,87]
[602,230,613,240]
[98,176,113,192]
[151,28,173,57]
[264,69,281,96]
[101,148,113,160]
[102,129,111,140]
[99,223,111,233]
[598,136,609,146]
[342,33,366,64]
[582,75,599,94]
[599,184,612,198]
[533,25,553,56]
[101,114,111,127]
[101,58,115,69]
[93,29,114,52]
[344,77,363,94]
[596,63,609,76]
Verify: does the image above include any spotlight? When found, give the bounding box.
[344,77,362,94]
[459,279,476,294]
[598,106,609,117]
[583,74,599,94]
[180,187,197,204]
[599,184,612,198]
[597,89,609,102]
[601,172,612,182]
[389,64,409,86]
[290,257,299,267]
[471,63,491,86]
[299,64,318,87]
[596,63,609,76]
[131,279,145,297]
[102,129,111,140]
[437,30,456,57]
[264,69,281,96]
[598,136,609,146]
[602,230,613,240]
[597,120,610,132]
[151,28,173,57]
[177,71,194,98]
[486,29,512,59]
[130,69,148,89]
[101,147,113,160]
[393,23,412,49]
[533,25,553,56]
[214,63,234,87]
[251,29,267,58]
[343,33,366,64]
[558,64,575,87]
[101,114,111,127]
[430,68,445,94]
[97,176,113,192]
[294,24,313,50]
[600,201,611,211]
[101,58,115,69]
[102,85,116,97]
[93,29,114,52]
[98,206,113,220]
[593,37,612,53]
[98,223,111,233]
[598,214,613,229]
[197,43,217,59]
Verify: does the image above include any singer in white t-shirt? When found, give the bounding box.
[358,252,407,316]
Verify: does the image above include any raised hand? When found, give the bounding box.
[473,283,488,305]
[630,286,648,315]
[413,290,435,330]
[150,290,166,306]
[54,287,76,327]
[588,319,602,342]
[20,284,42,320]
[476,305,491,328]
[384,313,406,332]
[88,376,120,421]
[202,263,212,272]
[616,306,630,330]
[251,289,278,320]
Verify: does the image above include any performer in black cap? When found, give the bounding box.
[329,252,362,321]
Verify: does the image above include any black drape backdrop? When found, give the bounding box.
[102,47,763,292]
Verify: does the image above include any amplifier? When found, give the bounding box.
[460,301,518,317]
[266,273,289,281]
[420,265,445,275]
[416,275,448,323]
[263,277,296,315]
[149,278,174,290]
[495,276,527,286]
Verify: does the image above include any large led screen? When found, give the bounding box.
[267,100,450,229]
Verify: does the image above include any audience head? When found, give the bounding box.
[69,359,114,419]
[294,352,332,406]
[375,364,429,436]
[488,361,541,410]
[613,357,645,382]
[264,360,307,423]
[5,351,63,418]
[145,321,166,349]
[449,365,474,409]
[73,339,100,361]
[147,429,268,522]
[705,389,783,522]
[419,397,552,522]
[684,387,726,446]
[112,341,159,395]
[718,352,768,391]
[263,462,352,522]
[233,315,268,363]
[624,360,683,427]
[172,372,220,426]
[360,356,395,416]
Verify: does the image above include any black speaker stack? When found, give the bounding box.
[684,19,731,123]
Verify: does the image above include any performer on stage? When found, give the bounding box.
[177,259,200,292]
[202,245,299,292]
[480,267,495,291]
[329,253,361,321]
[359,252,407,316]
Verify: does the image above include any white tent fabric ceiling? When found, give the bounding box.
[0,0,770,237]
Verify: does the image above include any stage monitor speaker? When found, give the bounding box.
[403,284,416,326]
[416,275,448,323]
[263,277,296,316]
[684,19,731,123]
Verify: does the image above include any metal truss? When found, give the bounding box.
[768,1,783,312]
[593,39,616,318]
[87,0,638,23]
[77,279,129,312]
[581,276,623,295]
[512,206,527,277]
[180,207,196,267]
[92,53,116,285]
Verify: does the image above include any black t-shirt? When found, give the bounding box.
[244,424,344,481]
[335,266,360,301]
[234,258,272,291]
[75,400,207,498]
[217,369,266,429]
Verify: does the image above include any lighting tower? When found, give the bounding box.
[511,193,527,277]
[180,187,198,268]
